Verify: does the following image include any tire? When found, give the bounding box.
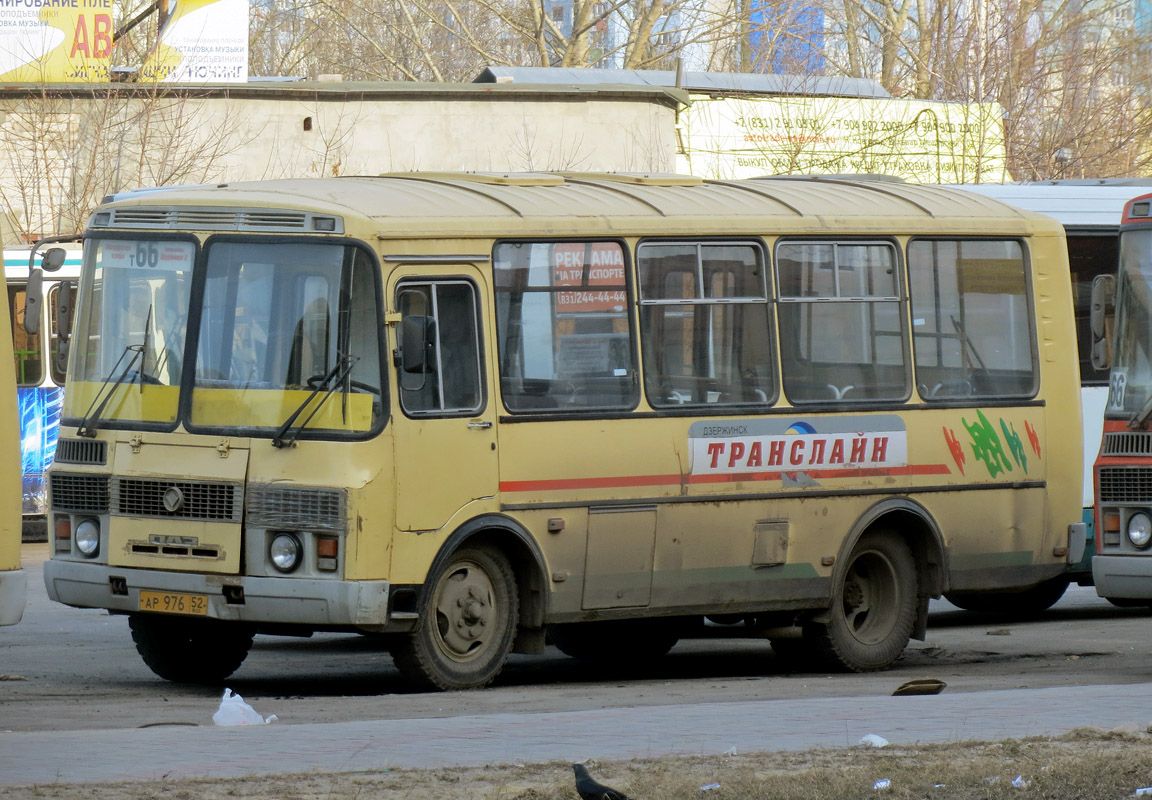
[549,619,680,662]
[128,614,255,684]
[769,637,819,670]
[807,530,918,672]
[391,546,518,691]
[945,578,1069,615]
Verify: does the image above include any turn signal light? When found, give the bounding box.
[1104,511,1121,533]
[317,537,338,571]
[54,516,71,552]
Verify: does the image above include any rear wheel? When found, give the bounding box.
[807,530,917,672]
[391,546,518,691]
[945,577,1069,615]
[129,614,255,684]
[549,620,679,662]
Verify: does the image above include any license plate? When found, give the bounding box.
[138,590,208,616]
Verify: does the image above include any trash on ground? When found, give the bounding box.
[859,734,889,747]
[1012,775,1030,789]
[985,776,1001,785]
[873,778,891,790]
[892,678,946,696]
[212,688,277,726]
[1133,788,1152,797]
[699,783,721,791]
[986,628,1012,636]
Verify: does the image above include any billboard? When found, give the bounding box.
[0,0,112,82]
[677,94,1010,184]
[140,0,248,83]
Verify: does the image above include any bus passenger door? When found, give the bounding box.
[389,272,497,532]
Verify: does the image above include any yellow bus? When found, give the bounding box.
[42,173,1083,689]
[1,254,27,627]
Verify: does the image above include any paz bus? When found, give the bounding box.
[1,253,27,626]
[1091,193,1152,604]
[41,173,1083,690]
[941,180,1152,611]
[6,246,82,535]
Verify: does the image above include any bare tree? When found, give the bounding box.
[0,85,257,239]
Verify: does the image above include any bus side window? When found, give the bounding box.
[638,241,775,408]
[493,240,637,413]
[396,281,483,416]
[8,283,42,387]
[776,241,907,403]
[908,239,1036,400]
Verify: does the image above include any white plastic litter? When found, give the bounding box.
[699,783,721,791]
[873,778,891,791]
[212,688,277,726]
[859,734,889,748]
[1011,775,1030,789]
[1134,789,1152,797]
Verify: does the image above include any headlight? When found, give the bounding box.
[269,533,302,573]
[1127,513,1152,549]
[75,519,100,557]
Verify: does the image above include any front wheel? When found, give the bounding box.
[807,530,918,672]
[129,614,255,683]
[391,546,518,691]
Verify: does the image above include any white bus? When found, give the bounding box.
[5,245,82,535]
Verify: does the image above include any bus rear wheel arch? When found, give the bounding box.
[390,545,519,691]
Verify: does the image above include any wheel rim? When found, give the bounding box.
[840,548,900,645]
[430,558,499,664]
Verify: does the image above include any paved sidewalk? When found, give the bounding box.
[2,683,1148,787]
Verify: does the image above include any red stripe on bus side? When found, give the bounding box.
[499,463,952,493]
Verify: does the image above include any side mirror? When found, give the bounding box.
[41,247,66,272]
[1090,274,1116,371]
[400,315,437,374]
[56,280,74,341]
[23,268,43,336]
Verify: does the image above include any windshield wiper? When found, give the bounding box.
[1128,393,1152,430]
[271,353,359,449]
[75,344,144,438]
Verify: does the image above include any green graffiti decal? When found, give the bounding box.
[1000,419,1027,474]
[962,410,1013,478]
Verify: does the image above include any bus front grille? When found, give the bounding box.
[111,478,242,522]
[53,439,108,465]
[1099,467,1152,503]
[1102,432,1152,457]
[246,484,347,532]
[49,473,109,512]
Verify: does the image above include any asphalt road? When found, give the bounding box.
[4,543,1152,735]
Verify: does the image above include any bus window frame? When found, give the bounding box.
[906,235,1040,403]
[492,237,641,418]
[774,236,911,406]
[394,276,488,419]
[635,236,780,412]
[9,281,44,388]
[180,234,389,443]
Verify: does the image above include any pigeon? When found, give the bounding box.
[573,763,631,800]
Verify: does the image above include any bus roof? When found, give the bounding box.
[95,174,1065,237]
[942,182,1152,231]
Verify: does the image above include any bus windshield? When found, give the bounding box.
[65,238,385,437]
[189,241,383,435]
[1109,228,1152,420]
[67,239,195,427]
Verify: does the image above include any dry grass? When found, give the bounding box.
[9,728,1152,800]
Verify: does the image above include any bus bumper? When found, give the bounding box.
[43,559,394,628]
[0,568,27,626]
[1092,555,1152,600]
